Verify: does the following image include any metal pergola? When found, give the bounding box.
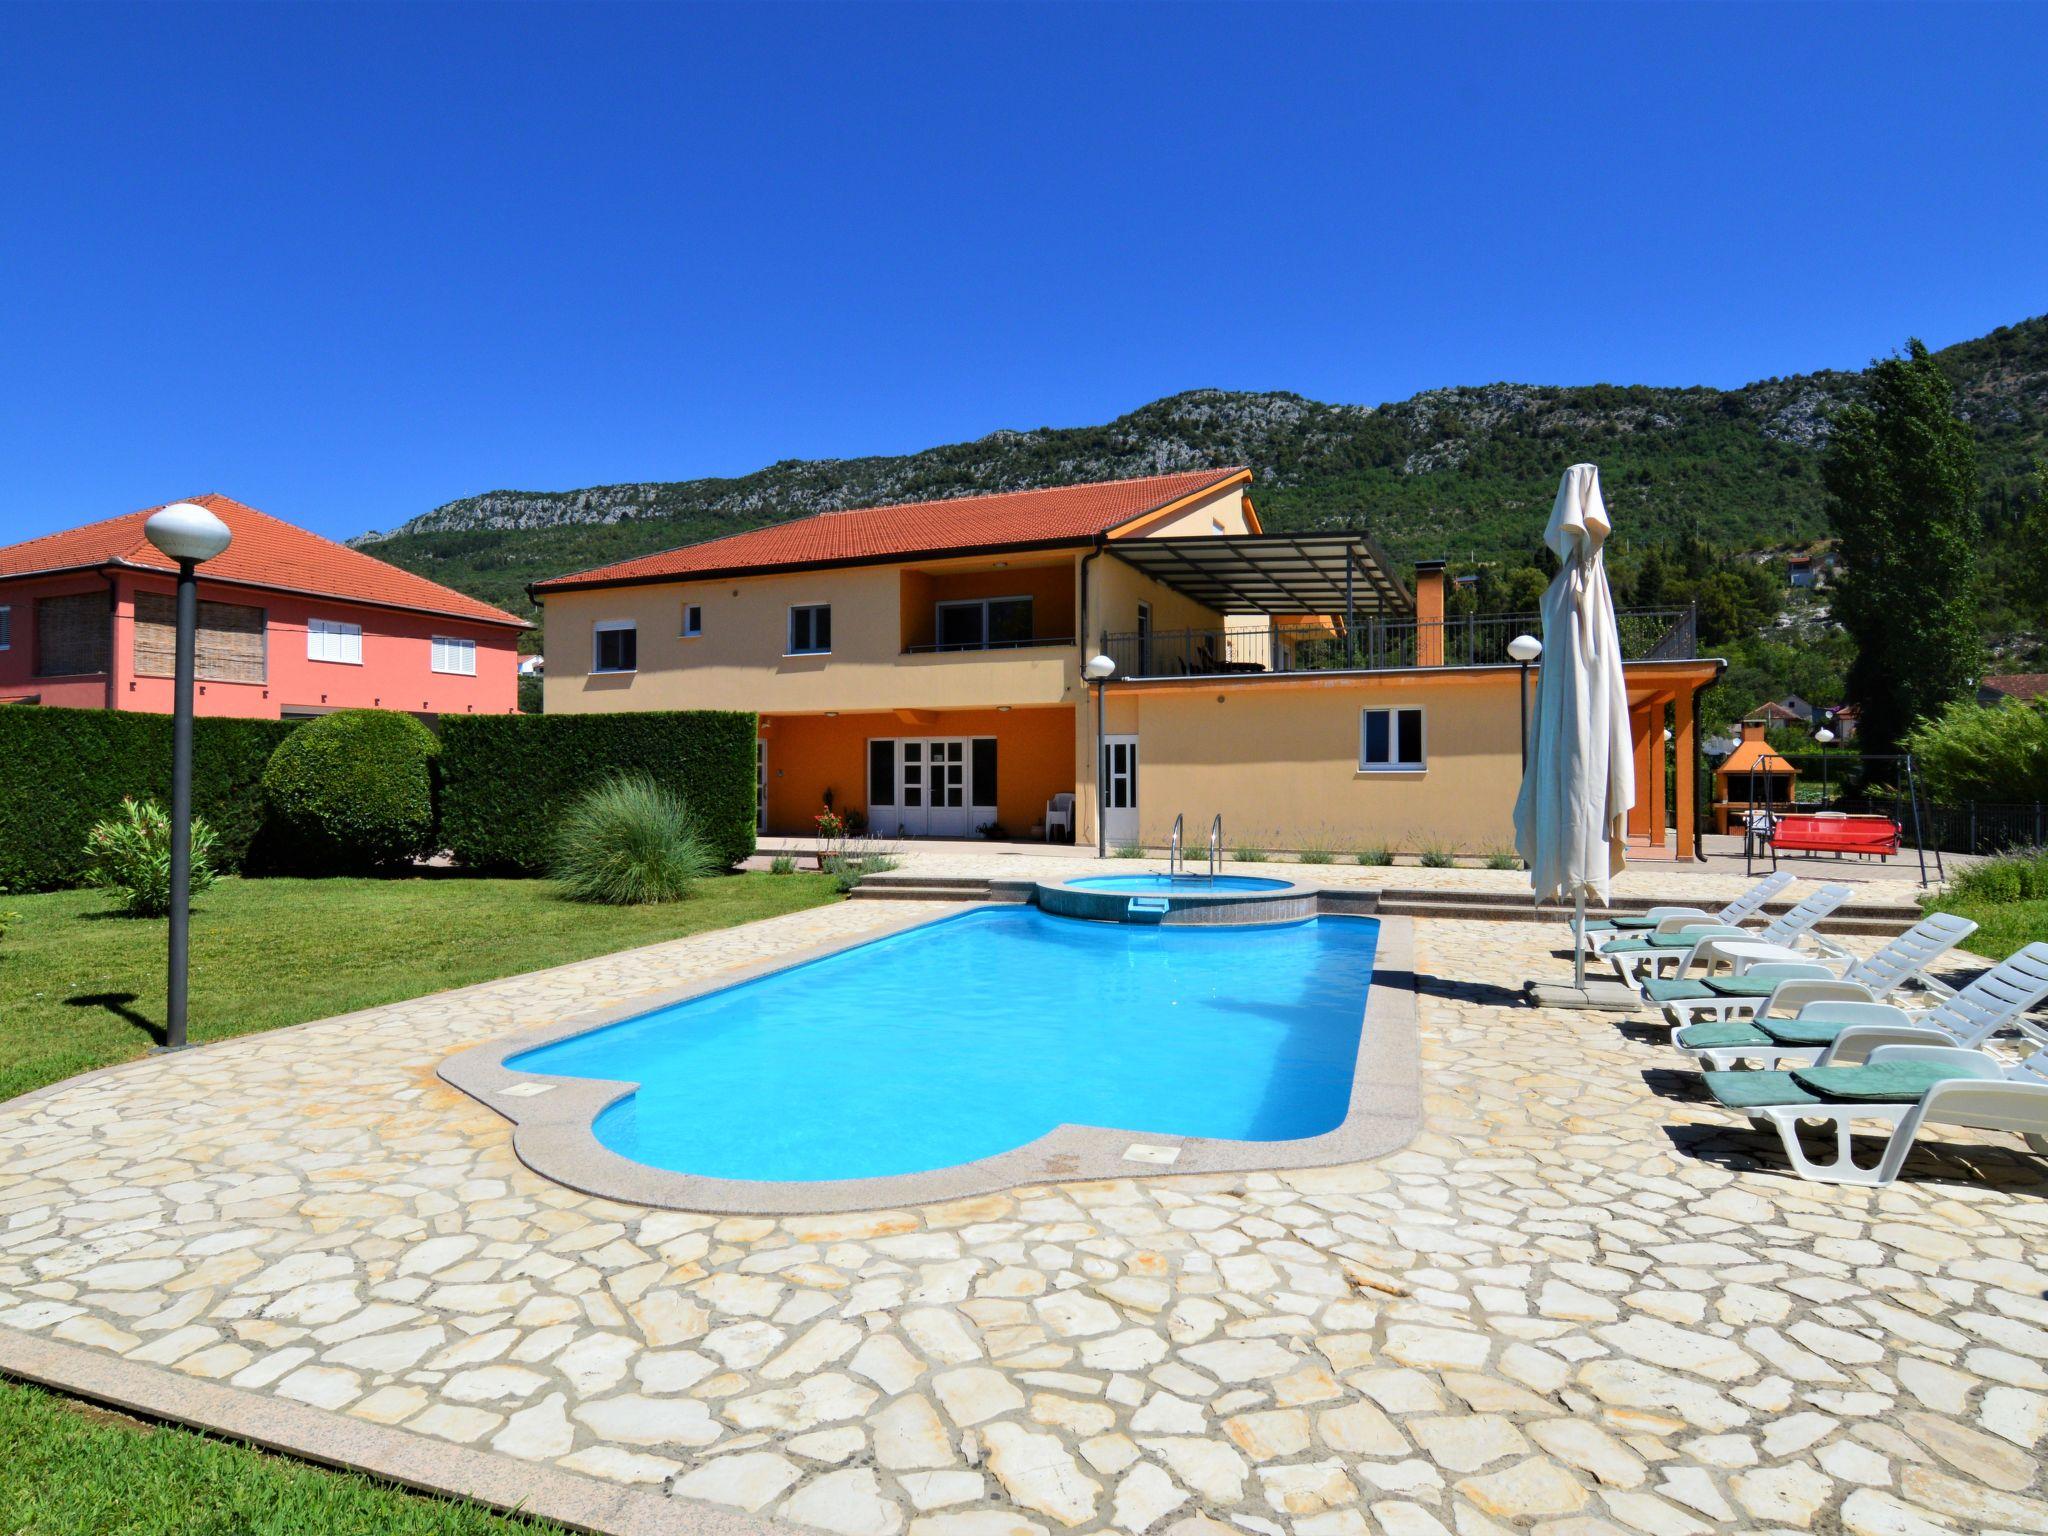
[1105,533,1413,622]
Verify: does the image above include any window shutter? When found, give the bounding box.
[133,593,266,683]
[35,591,110,677]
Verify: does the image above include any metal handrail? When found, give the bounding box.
[1209,814,1222,878]
[1168,813,1184,877]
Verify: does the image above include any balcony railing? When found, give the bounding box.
[1099,607,1697,679]
[901,634,1077,655]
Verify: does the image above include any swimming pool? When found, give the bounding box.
[505,906,1378,1185]
[1065,874,1294,894]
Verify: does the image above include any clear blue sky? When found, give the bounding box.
[3,2,2042,545]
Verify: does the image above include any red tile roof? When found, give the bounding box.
[532,468,1253,592]
[0,494,527,629]
[1981,673,2048,703]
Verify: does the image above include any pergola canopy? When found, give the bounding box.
[1108,533,1412,618]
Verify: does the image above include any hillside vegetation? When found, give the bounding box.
[358,316,2047,633]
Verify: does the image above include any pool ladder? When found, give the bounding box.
[1166,814,1224,878]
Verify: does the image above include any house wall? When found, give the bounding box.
[1073,670,1527,852]
[1107,483,1257,540]
[899,562,1076,651]
[0,570,519,718]
[760,706,1074,838]
[543,562,1081,715]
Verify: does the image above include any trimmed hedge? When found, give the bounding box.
[261,709,441,872]
[0,707,298,893]
[439,711,757,872]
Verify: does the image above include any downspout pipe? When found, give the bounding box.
[99,566,120,710]
[1077,536,1106,850]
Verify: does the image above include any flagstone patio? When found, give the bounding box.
[1,885,2042,1536]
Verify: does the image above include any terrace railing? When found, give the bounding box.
[1100,605,1696,679]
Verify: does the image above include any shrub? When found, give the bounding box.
[550,774,712,904]
[831,854,896,895]
[1231,845,1267,863]
[0,706,296,892]
[769,855,798,875]
[83,797,221,916]
[1356,845,1394,866]
[1906,699,2048,802]
[1418,842,1458,868]
[1296,846,1334,865]
[439,711,756,872]
[261,710,439,872]
[1483,845,1523,870]
[1945,847,2048,906]
[1113,841,1147,859]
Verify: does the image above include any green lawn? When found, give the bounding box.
[0,1379,557,1535]
[0,870,838,1103]
[1927,895,2048,962]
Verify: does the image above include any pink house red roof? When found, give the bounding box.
[0,494,527,629]
[531,468,1255,592]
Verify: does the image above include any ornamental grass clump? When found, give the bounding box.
[84,797,220,916]
[551,774,712,904]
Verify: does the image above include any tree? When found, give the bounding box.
[1822,339,1981,750]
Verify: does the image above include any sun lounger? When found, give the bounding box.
[1642,911,1976,1030]
[1674,940,2048,1071]
[1603,883,1852,985]
[1700,1040,2048,1186]
[1575,870,1794,957]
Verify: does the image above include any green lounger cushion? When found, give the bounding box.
[1641,978,1712,1003]
[1701,974,1788,998]
[1676,1021,1772,1049]
[1705,1070,1818,1108]
[1588,916,1659,932]
[1790,1062,1974,1102]
[1708,1060,1977,1111]
[1756,1003,1883,1047]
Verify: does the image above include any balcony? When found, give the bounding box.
[901,634,1077,656]
[1099,606,1697,679]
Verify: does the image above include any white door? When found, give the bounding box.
[896,740,928,837]
[1102,735,1139,845]
[925,739,971,837]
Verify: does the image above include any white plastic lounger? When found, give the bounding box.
[1676,940,2048,1072]
[1605,883,1852,986]
[1576,870,1794,957]
[1701,1040,2048,1187]
[1645,910,1977,1030]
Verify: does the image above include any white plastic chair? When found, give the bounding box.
[1705,1037,2048,1186]
[1576,869,1794,957]
[1679,939,2048,1071]
[1044,793,1074,842]
[1607,883,1852,985]
[1649,910,1977,1030]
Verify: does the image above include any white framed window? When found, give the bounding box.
[431,635,477,675]
[788,604,832,655]
[681,604,703,638]
[0,604,11,650]
[307,617,362,665]
[1360,706,1425,771]
[593,620,637,673]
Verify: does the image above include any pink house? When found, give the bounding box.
[0,494,527,719]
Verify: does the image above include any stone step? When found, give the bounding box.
[848,884,992,902]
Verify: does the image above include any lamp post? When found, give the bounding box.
[1814,726,1835,807]
[1507,634,1542,771]
[142,503,233,1053]
[1084,652,1116,857]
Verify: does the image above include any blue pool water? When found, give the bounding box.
[508,906,1376,1184]
[1065,874,1293,894]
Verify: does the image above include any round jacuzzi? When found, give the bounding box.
[1036,872,1319,925]
[1066,874,1293,894]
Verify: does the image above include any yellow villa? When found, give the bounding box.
[531,469,1722,857]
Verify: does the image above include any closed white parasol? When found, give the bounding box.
[1513,463,1636,990]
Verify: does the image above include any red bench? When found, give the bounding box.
[1765,813,1901,860]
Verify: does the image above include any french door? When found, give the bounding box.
[887,738,973,837]
[1102,734,1139,845]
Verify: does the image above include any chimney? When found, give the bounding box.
[1414,559,1446,666]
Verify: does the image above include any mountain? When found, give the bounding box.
[356,315,2048,629]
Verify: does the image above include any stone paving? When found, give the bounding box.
[2,885,2045,1536]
